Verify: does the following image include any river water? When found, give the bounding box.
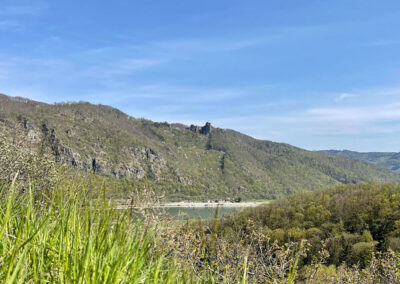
[165,206,244,220]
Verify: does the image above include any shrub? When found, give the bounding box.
[0,130,58,193]
[347,241,377,268]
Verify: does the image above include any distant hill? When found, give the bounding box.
[319,150,400,173]
[1,93,398,200]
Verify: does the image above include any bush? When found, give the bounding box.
[0,130,58,193]
[347,241,377,268]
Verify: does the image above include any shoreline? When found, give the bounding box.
[115,201,270,209]
[161,201,268,208]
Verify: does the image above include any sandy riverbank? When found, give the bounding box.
[115,201,270,209]
[161,201,269,208]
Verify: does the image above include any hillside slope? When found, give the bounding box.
[219,182,400,268]
[1,94,398,200]
[320,150,400,173]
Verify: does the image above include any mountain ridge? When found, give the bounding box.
[319,149,400,173]
[1,93,398,200]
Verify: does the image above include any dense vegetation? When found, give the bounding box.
[1,125,400,283]
[1,94,398,201]
[321,149,400,173]
[203,182,400,280]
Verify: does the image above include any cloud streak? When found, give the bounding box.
[151,37,264,53]
[307,104,400,124]
[0,1,47,16]
[0,20,22,31]
[76,58,165,79]
[335,93,355,101]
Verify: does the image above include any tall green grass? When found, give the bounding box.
[0,179,197,283]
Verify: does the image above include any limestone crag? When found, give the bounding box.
[189,122,212,135]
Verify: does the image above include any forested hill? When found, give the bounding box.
[218,182,400,269]
[0,93,398,200]
[320,150,400,174]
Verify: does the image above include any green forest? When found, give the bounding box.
[214,183,400,279]
[1,125,400,283]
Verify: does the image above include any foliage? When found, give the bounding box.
[218,183,400,269]
[0,129,59,192]
[175,225,307,282]
[170,208,400,283]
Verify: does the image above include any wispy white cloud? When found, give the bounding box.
[0,20,22,31]
[0,56,72,79]
[81,24,329,59]
[151,37,264,52]
[81,84,247,107]
[0,54,165,88]
[307,104,400,124]
[0,1,47,16]
[77,58,165,79]
[361,87,400,97]
[77,36,266,65]
[0,1,47,34]
[335,92,356,101]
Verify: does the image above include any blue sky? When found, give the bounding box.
[1,0,400,151]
